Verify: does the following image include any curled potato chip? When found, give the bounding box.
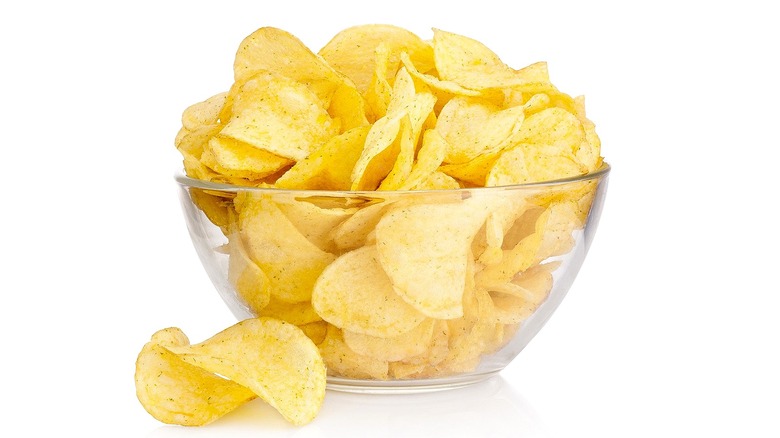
[135,328,257,426]
[397,129,448,190]
[232,27,368,129]
[165,318,326,426]
[489,263,555,324]
[274,126,370,191]
[433,29,552,93]
[220,72,339,162]
[330,201,392,251]
[436,96,525,164]
[351,68,436,190]
[275,198,355,252]
[319,24,434,94]
[181,92,227,131]
[202,136,293,180]
[311,245,426,337]
[136,318,326,426]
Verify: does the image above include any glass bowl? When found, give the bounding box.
[175,163,610,393]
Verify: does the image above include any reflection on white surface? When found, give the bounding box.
[146,376,549,438]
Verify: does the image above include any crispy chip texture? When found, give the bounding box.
[135,318,326,426]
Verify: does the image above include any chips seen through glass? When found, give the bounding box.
[176,163,609,393]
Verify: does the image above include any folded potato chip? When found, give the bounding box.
[135,318,326,426]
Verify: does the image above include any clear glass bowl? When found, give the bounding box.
[175,163,610,393]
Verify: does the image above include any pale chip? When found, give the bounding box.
[311,245,427,337]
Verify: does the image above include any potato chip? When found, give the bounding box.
[202,135,293,180]
[233,27,341,102]
[162,318,326,426]
[343,318,436,362]
[433,29,553,93]
[377,116,415,190]
[489,263,555,324]
[440,288,499,371]
[318,24,434,94]
[412,170,462,190]
[297,320,329,345]
[219,72,339,162]
[188,188,233,233]
[533,200,581,262]
[364,43,394,121]
[311,245,427,337]
[436,96,525,164]
[135,328,257,426]
[351,68,436,190]
[227,226,271,315]
[275,198,355,252]
[176,124,221,161]
[375,196,497,319]
[475,209,548,289]
[258,296,322,326]
[181,92,227,131]
[318,325,389,379]
[396,129,448,190]
[274,126,370,191]
[232,27,368,129]
[237,194,336,303]
[330,201,392,251]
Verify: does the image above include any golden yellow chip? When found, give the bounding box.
[396,129,448,190]
[343,318,436,362]
[135,328,256,426]
[351,68,436,190]
[489,263,555,324]
[435,96,525,164]
[318,325,390,379]
[202,136,293,180]
[274,126,370,191]
[311,245,427,337]
[318,24,434,94]
[432,29,553,93]
[375,196,497,319]
[330,201,393,251]
[258,296,322,326]
[220,72,339,162]
[181,92,227,131]
[275,198,355,252]
[237,194,336,303]
[165,318,326,426]
[227,225,271,315]
[136,318,326,426]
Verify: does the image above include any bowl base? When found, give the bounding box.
[325,370,501,394]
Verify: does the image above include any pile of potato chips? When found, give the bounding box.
[159,24,605,421]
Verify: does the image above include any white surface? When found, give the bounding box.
[2,1,778,437]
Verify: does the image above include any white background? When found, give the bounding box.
[2,1,778,437]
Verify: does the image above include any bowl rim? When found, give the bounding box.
[175,162,610,196]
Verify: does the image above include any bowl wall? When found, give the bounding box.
[176,165,609,392]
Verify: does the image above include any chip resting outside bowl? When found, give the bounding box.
[135,317,326,426]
